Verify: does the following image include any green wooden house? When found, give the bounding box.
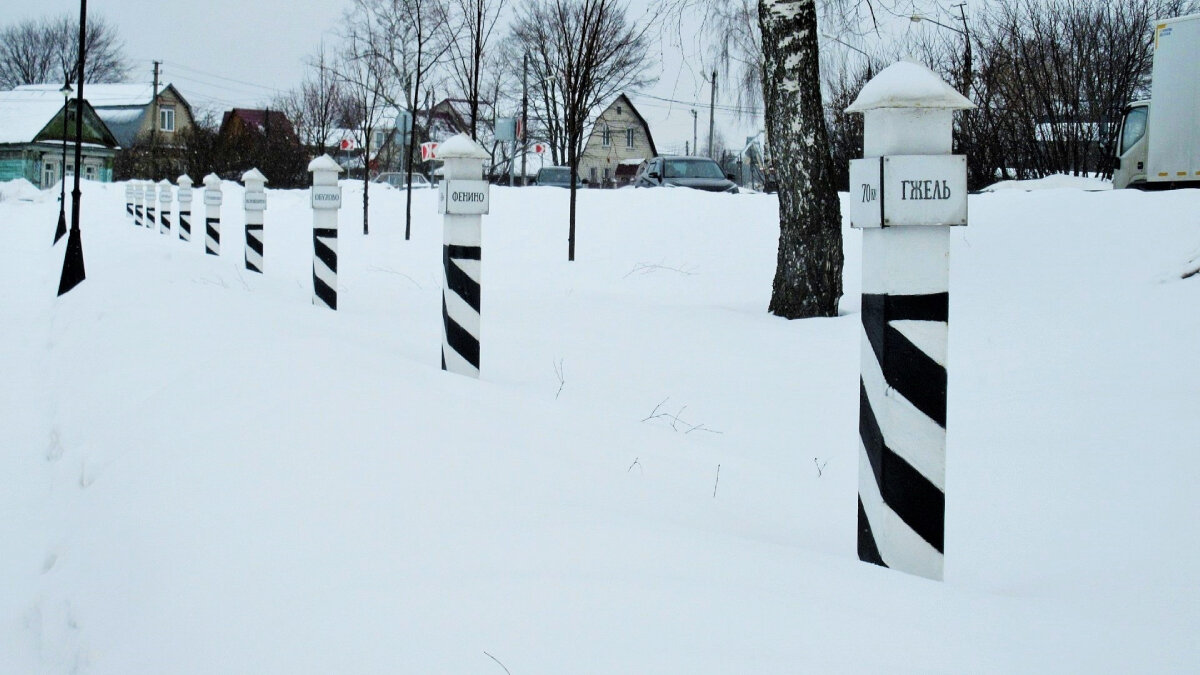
[0,89,121,188]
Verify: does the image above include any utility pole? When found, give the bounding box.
[521,52,528,186]
[690,109,697,156]
[707,70,717,158]
[151,60,160,179]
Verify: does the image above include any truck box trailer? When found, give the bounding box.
[1113,14,1200,189]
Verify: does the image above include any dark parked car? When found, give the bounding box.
[634,156,739,193]
[534,166,586,188]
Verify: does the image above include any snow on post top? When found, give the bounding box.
[846,61,975,113]
[203,173,221,187]
[241,168,268,185]
[177,174,193,186]
[437,133,490,160]
[307,154,343,174]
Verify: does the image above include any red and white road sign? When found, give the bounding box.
[532,143,547,154]
[339,138,355,151]
[420,142,439,160]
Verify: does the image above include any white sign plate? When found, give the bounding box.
[438,179,490,215]
[204,191,222,206]
[177,188,193,203]
[244,192,267,211]
[848,154,967,228]
[311,185,342,209]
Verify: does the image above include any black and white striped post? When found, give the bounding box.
[846,61,974,581]
[437,134,491,378]
[202,173,222,256]
[133,181,145,227]
[176,174,193,242]
[157,179,172,236]
[307,155,343,310]
[125,182,134,220]
[241,168,267,273]
[144,181,157,233]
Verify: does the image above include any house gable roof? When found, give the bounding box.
[14,82,196,147]
[219,108,299,143]
[0,90,119,147]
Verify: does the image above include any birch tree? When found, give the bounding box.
[758,0,842,318]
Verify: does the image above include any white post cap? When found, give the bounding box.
[241,168,268,188]
[158,178,173,189]
[846,61,974,113]
[177,174,193,187]
[437,133,491,160]
[847,61,974,157]
[203,173,222,188]
[308,154,343,187]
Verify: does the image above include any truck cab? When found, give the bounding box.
[1113,101,1150,190]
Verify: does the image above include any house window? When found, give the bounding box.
[159,105,176,132]
[84,164,97,180]
[626,128,635,148]
[603,167,611,184]
[601,124,611,147]
[616,106,623,115]
[589,167,598,184]
[43,162,55,187]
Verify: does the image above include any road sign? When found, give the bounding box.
[848,154,967,228]
[532,143,547,154]
[339,138,355,151]
[438,179,490,215]
[421,142,439,161]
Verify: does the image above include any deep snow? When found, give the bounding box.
[2,177,1199,673]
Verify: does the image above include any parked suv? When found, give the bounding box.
[634,156,739,193]
[373,172,432,189]
[534,166,586,188]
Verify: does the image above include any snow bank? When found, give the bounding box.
[980,174,1113,192]
[0,178,43,203]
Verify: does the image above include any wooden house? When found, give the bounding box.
[0,90,120,188]
[579,94,657,188]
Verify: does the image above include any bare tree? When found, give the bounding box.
[0,13,129,88]
[279,44,346,158]
[348,0,455,240]
[447,0,509,140]
[336,17,396,235]
[510,0,655,261]
[757,0,843,318]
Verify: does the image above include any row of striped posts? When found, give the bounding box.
[122,159,345,310]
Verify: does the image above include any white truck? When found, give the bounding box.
[1113,14,1200,190]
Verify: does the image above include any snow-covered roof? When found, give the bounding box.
[0,92,66,143]
[846,61,974,112]
[15,83,166,108]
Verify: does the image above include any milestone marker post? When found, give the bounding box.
[144,181,157,233]
[157,179,173,236]
[308,155,343,310]
[134,181,145,227]
[177,175,193,242]
[125,182,134,221]
[241,168,267,273]
[846,61,974,581]
[436,133,491,378]
[203,173,222,256]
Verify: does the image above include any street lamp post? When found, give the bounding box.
[57,0,87,296]
[910,7,972,97]
[54,83,72,244]
[822,32,874,79]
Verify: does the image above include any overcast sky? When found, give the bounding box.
[2,0,974,151]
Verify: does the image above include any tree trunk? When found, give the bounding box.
[759,0,843,318]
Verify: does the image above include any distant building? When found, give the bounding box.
[0,90,121,187]
[218,108,308,186]
[579,94,657,188]
[17,83,195,149]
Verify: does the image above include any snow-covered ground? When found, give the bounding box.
[2,177,1198,673]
